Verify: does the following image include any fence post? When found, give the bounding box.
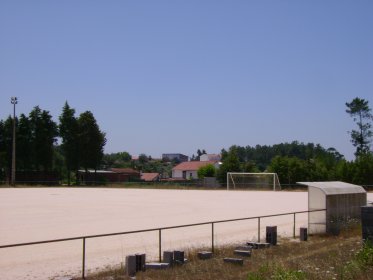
[211,222,214,253]
[82,238,86,279]
[258,217,261,242]
[159,229,162,262]
[293,213,296,239]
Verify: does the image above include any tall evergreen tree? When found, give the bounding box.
[346,97,373,157]
[59,102,80,185]
[0,118,13,181]
[29,106,58,171]
[17,114,32,171]
[78,111,106,173]
[0,120,5,180]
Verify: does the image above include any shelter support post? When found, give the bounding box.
[293,213,296,239]
[82,237,86,279]
[211,222,214,253]
[159,229,162,262]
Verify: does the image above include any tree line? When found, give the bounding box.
[216,142,345,184]
[215,144,373,186]
[101,97,373,187]
[0,102,106,184]
[216,97,373,186]
[1,97,372,186]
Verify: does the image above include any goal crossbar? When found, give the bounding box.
[227,172,281,191]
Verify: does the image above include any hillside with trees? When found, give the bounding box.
[217,97,373,186]
[217,142,344,184]
[217,141,373,186]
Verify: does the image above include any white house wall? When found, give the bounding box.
[172,170,198,179]
[188,171,198,179]
[172,170,183,179]
[200,154,209,161]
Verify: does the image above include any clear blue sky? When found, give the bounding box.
[1,1,372,160]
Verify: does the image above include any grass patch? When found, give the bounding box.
[77,226,373,280]
[355,241,373,267]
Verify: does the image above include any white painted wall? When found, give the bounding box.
[172,170,183,178]
[200,154,221,161]
[172,170,198,179]
[200,154,209,161]
[188,171,198,179]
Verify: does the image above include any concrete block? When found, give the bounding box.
[246,242,258,248]
[125,255,137,277]
[145,262,171,270]
[266,226,277,245]
[223,257,244,265]
[198,251,213,260]
[300,227,308,241]
[163,251,174,265]
[246,242,270,249]
[235,246,253,251]
[258,243,271,249]
[234,250,252,257]
[136,253,146,272]
[174,250,185,264]
[362,206,373,243]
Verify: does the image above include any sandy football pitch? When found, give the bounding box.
[1,188,369,279]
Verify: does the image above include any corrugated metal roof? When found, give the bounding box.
[297,181,366,195]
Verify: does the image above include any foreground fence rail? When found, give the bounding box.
[0,209,325,279]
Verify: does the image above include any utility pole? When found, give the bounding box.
[11,97,18,186]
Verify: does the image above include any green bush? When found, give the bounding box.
[197,164,216,179]
[356,241,373,267]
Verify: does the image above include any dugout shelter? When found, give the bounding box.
[298,181,367,234]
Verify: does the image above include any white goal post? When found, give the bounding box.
[227,172,281,191]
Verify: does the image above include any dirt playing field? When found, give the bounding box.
[0,188,371,280]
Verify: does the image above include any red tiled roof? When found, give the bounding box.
[141,173,160,181]
[110,168,140,175]
[172,161,216,171]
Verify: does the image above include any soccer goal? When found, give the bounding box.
[227,172,281,191]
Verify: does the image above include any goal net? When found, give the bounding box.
[227,173,281,191]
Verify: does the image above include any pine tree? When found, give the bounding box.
[346,98,373,157]
[59,102,80,185]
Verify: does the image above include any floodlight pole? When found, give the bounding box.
[11,97,18,186]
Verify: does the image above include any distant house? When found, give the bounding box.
[78,168,140,183]
[141,172,160,182]
[110,168,141,181]
[162,153,189,163]
[172,161,219,180]
[200,154,221,162]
